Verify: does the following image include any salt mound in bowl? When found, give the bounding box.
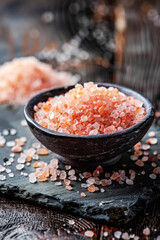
[24,82,154,168]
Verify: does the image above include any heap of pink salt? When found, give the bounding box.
[34,82,146,135]
[0,57,77,104]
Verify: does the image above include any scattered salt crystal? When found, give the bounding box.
[142,227,150,236]
[17,156,26,164]
[68,175,77,181]
[16,164,24,170]
[86,177,95,185]
[141,156,149,162]
[20,137,27,142]
[26,162,31,166]
[2,129,9,136]
[148,131,155,137]
[10,153,15,157]
[121,232,130,240]
[149,173,157,179]
[32,142,41,149]
[114,231,122,239]
[126,179,134,185]
[81,183,88,188]
[29,173,37,183]
[0,175,6,181]
[23,173,28,177]
[21,120,27,126]
[147,138,158,145]
[68,219,75,225]
[32,154,39,160]
[151,162,157,167]
[66,185,72,191]
[100,188,105,193]
[10,128,17,135]
[5,169,11,173]
[81,192,86,197]
[68,169,75,176]
[6,141,15,147]
[141,171,145,175]
[83,172,92,178]
[153,150,158,155]
[141,144,150,150]
[130,155,138,161]
[0,165,5,172]
[103,231,108,237]
[9,158,14,163]
[55,181,62,186]
[135,160,144,167]
[8,173,14,178]
[84,230,94,238]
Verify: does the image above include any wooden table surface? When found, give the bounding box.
[0,1,160,239]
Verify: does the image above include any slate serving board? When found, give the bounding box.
[0,104,160,225]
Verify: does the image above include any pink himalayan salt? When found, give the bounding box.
[0,57,76,104]
[34,82,146,135]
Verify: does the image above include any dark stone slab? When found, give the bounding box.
[0,104,160,225]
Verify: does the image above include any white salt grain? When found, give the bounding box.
[84,230,94,238]
[149,173,157,179]
[29,173,37,183]
[8,173,14,178]
[114,231,122,239]
[0,165,5,172]
[16,164,24,170]
[2,129,9,136]
[6,141,15,147]
[0,175,6,181]
[142,227,150,236]
[10,128,17,135]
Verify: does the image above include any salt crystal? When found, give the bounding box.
[8,173,14,178]
[65,165,71,170]
[100,188,105,193]
[2,129,9,136]
[6,141,15,147]
[9,158,14,163]
[149,173,157,179]
[135,160,144,167]
[55,181,62,186]
[147,138,158,145]
[68,219,75,225]
[142,227,150,236]
[0,175,6,181]
[21,120,27,126]
[148,131,155,137]
[86,177,95,185]
[5,169,11,173]
[66,185,72,191]
[16,164,24,170]
[0,165,5,172]
[126,178,134,185]
[32,142,41,149]
[26,162,31,166]
[114,231,122,239]
[81,192,86,197]
[141,156,149,162]
[10,128,17,135]
[151,162,157,167]
[68,169,75,176]
[103,232,108,237]
[84,230,94,238]
[121,232,130,240]
[23,173,28,177]
[17,156,26,164]
[130,155,138,161]
[10,153,15,158]
[29,173,37,183]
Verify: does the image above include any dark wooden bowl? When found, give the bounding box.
[24,83,154,169]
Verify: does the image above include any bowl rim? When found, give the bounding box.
[24,82,154,139]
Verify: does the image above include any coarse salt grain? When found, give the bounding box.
[142,227,150,236]
[29,173,37,183]
[34,82,145,135]
[84,230,94,238]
